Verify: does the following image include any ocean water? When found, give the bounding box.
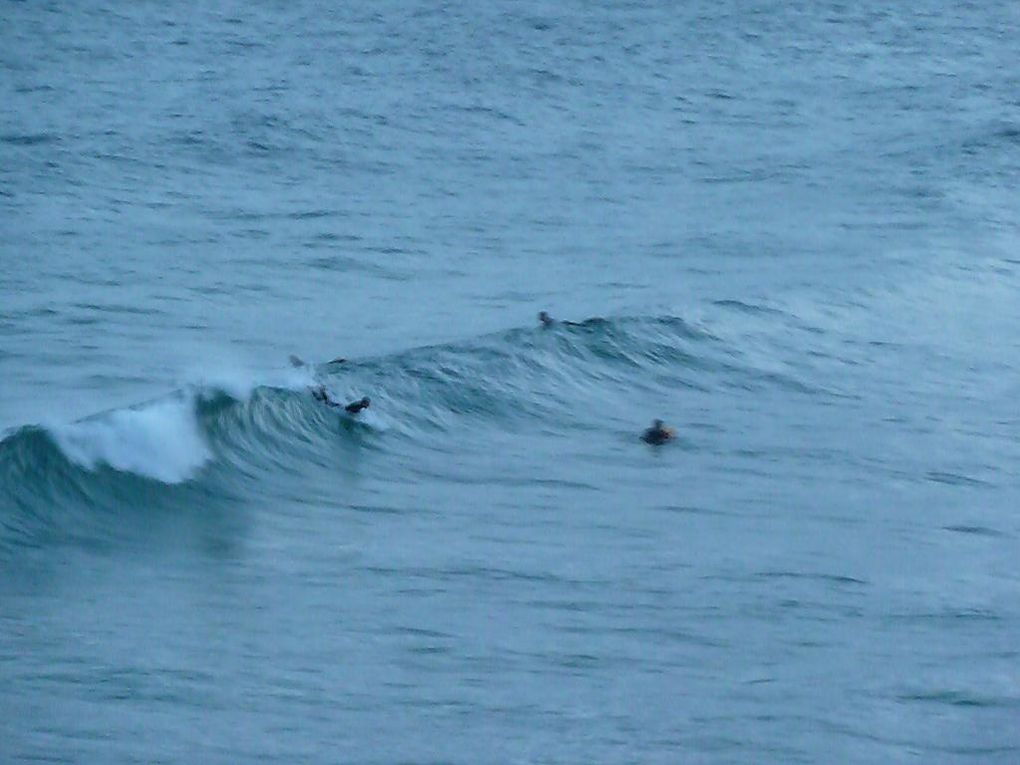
[2,1,1019,762]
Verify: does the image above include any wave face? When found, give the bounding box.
[0,316,754,549]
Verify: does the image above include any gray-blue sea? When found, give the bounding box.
[2,2,1019,762]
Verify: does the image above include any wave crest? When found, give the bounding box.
[51,396,212,484]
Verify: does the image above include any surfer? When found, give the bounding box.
[311,386,370,415]
[344,396,371,414]
[538,311,606,328]
[538,310,582,327]
[641,419,675,445]
[291,355,347,368]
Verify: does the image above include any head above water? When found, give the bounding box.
[642,419,673,445]
[360,397,370,407]
[538,311,553,326]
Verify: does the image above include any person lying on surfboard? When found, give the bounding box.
[344,396,371,414]
[538,311,606,328]
[291,354,346,368]
[311,386,370,414]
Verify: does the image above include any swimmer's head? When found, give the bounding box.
[653,419,663,430]
[538,311,552,326]
[360,397,371,408]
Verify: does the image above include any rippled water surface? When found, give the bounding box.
[2,1,1019,762]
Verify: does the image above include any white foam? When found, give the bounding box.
[45,356,322,484]
[51,397,211,484]
[181,358,315,401]
[350,407,390,432]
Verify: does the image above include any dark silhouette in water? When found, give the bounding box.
[344,396,371,414]
[538,311,605,328]
[311,386,370,415]
[310,385,332,404]
[641,419,674,445]
[290,354,347,368]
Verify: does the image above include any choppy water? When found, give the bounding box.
[2,1,1019,762]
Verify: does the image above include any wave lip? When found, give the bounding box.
[50,396,211,484]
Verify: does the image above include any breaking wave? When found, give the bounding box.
[0,314,816,553]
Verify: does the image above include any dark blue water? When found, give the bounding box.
[2,2,1019,762]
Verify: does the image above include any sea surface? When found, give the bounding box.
[2,1,1019,762]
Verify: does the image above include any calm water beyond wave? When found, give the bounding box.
[2,1,1019,762]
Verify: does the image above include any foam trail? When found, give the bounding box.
[51,397,210,484]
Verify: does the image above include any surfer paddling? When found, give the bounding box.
[538,311,606,328]
[538,310,579,327]
[343,396,371,414]
[290,355,347,367]
[311,386,370,415]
